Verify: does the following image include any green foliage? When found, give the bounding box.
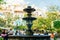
[0,5,59,30]
[24,13,27,17]
[32,16,47,30]
[0,0,3,2]
[0,0,6,4]
[0,28,2,34]
[14,25,27,30]
[57,29,60,33]
[32,6,59,30]
[53,21,60,28]
[56,29,60,37]
[46,12,58,21]
[4,12,20,28]
[0,18,6,27]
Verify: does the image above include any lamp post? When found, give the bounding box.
[23,6,36,35]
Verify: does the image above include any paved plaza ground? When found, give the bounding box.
[51,38,60,40]
[57,38,60,40]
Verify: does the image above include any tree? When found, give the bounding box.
[0,0,6,4]
[32,16,47,30]
[45,6,60,32]
[0,17,6,27]
[0,0,6,10]
[32,6,59,31]
[0,0,6,27]
[3,12,20,28]
[46,12,58,21]
[53,20,60,29]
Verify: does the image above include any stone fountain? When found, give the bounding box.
[23,6,36,35]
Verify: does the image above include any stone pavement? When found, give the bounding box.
[56,38,60,40]
[51,38,60,40]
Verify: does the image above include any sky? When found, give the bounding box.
[25,0,60,8]
[5,0,60,9]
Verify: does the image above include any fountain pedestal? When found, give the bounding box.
[23,6,36,35]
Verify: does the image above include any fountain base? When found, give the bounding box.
[8,35,50,40]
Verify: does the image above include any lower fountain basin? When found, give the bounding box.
[8,35,50,40]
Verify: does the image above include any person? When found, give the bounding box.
[1,29,8,40]
[33,30,40,35]
[44,31,48,35]
[15,30,19,35]
[8,29,14,35]
[50,32,55,40]
[20,30,26,35]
